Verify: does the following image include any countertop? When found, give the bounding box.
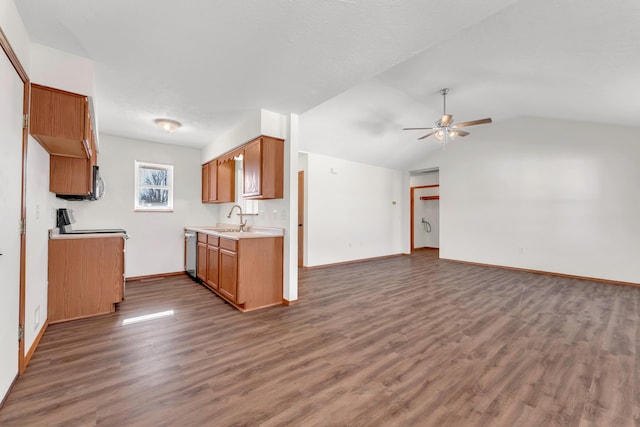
[185,224,284,240]
[49,229,127,240]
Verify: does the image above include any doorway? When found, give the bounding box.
[410,170,440,251]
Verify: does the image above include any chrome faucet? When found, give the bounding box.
[226,204,247,232]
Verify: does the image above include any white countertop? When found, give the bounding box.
[185,224,284,240]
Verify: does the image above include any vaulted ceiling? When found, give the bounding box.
[16,0,640,170]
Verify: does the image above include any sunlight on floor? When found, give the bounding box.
[122,309,175,325]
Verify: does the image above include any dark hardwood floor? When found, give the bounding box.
[1,250,639,426]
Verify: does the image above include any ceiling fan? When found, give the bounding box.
[403,88,492,145]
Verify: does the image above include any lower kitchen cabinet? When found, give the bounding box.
[218,243,238,302]
[206,236,219,291]
[196,234,207,281]
[48,236,125,323]
[194,232,283,311]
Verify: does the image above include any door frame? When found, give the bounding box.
[297,171,304,267]
[0,26,29,374]
[410,185,439,252]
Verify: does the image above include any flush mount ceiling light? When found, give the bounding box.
[154,118,182,134]
[403,88,492,148]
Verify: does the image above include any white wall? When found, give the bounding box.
[411,117,640,284]
[30,43,96,97]
[68,134,217,278]
[0,0,30,73]
[410,172,439,187]
[24,140,56,353]
[305,152,408,266]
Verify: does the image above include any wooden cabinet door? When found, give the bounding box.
[202,160,235,204]
[206,245,219,290]
[201,164,209,203]
[111,238,125,302]
[219,248,238,302]
[242,139,262,198]
[49,155,91,195]
[208,161,218,202]
[30,84,89,158]
[196,241,207,281]
[241,136,283,199]
[216,159,235,203]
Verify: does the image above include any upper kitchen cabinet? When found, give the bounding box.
[242,136,284,199]
[201,164,209,203]
[201,158,235,204]
[30,84,94,159]
[49,155,93,196]
[217,158,235,202]
[30,84,99,197]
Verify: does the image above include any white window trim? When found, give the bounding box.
[134,161,174,212]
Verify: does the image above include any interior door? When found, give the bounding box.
[0,39,25,400]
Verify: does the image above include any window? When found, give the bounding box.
[134,161,173,211]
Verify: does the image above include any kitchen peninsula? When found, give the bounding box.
[185,226,284,312]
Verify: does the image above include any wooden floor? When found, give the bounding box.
[1,250,639,426]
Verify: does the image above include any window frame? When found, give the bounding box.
[134,160,174,212]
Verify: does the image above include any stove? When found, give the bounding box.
[56,208,126,235]
[62,228,127,235]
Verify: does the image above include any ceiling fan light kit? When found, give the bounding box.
[403,88,492,149]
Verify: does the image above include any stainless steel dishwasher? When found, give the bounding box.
[184,230,197,280]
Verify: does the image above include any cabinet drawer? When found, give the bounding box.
[219,238,237,252]
[207,235,219,247]
[197,233,207,243]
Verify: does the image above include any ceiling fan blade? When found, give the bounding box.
[452,118,492,128]
[403,127,437,130]
[440,114,452,127]
[417,131,437,140]
[450,130,470,137]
